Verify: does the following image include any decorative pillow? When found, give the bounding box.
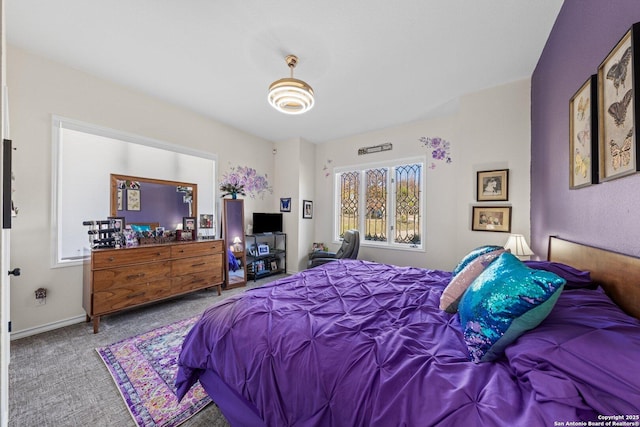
[458,252,566,363]
[523,261,594,290]
[440,249,505,313]
[452,245,504,276]
[130,224,151,232]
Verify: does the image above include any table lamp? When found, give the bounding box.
[504,234,534,260]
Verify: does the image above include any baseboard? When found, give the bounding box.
[10,315,86,340]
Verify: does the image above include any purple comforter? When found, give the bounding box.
[176,260,640,426]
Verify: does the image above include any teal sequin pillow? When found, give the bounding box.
[452,245,504,276]
[458,252,566,363]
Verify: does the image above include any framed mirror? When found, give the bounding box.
[110,174,197,230]
[223,199,247,288]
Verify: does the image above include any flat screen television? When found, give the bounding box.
[252,213,283,234]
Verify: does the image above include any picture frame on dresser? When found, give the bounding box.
[569,75,599,188]
[183,216,196,231]
[597,22,640,182]
[107,216,125,232]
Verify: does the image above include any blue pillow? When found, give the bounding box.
[452,245,503,276]
[130,224,151,232]
[458,252,566,363]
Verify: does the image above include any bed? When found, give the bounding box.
[176,236,640,426]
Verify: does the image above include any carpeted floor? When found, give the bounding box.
[9,275,279,427]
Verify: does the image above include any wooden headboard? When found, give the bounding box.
[548,236,640,320]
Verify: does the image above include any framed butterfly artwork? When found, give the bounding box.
[597,23,640,182]
[569,75,599,189]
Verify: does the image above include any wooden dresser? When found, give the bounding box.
[83,239,224,333]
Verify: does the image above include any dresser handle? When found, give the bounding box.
[191,278,205,284]
[126,273,145,279]
[108,257,115,262]
[126,292,145,299]
[191,262,206,267]
[179,249,185,253]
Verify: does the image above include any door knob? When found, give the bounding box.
[8,268,21,276]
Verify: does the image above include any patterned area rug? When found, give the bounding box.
[97,316,211,427]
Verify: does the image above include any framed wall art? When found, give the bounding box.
[569,75,599,188]
[476,169,508,201]
[597,23,640,182]
[471,206,511,233]
[126,189,141,211]
[302,200,313,219]
[280,197,291,212]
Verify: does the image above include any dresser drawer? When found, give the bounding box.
[171,241,223,258]
[172,255,222,276]
[93,261,171,291]
[171,271,223,293]
[93,246,170,269]
[93,279,173,314]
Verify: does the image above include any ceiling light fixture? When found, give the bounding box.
[268,55,314,115]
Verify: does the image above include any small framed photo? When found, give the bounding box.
[471,206,512,233]
[199,213,213,229]
[155,226,165,236]
[477,169,508,201]
[108,216,125,232]
[569,75,599,189]
[183,216,196,231]
[257,244,269,255]
[270,260,278,271]
[597,23,640,182]
[126,189,141,211]
[280,197,291,212]
[302,200,313,219]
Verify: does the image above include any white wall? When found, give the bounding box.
[273,137,316,272]
[273,138,301,273]
[314,78,532,270]
[454,79,532,261]
[8,46,275,336]
[7,42,531,335]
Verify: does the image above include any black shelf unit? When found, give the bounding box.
[246,232,286,281]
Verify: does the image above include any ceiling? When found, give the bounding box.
[5,1,563,144]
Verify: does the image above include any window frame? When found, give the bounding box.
[333,156,426,251]
[51,116,217,268]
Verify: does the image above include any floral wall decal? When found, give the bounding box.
[419,136,452,169]
[219,165,273,199]
[322,159,333,178]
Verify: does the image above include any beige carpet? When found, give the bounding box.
[9,276,280,427]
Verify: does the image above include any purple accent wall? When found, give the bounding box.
[532,0,640,258]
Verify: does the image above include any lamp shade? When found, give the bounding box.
[504,234,534,258]
[233,236,242,244]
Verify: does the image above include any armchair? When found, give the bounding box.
[308,229,360,268]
